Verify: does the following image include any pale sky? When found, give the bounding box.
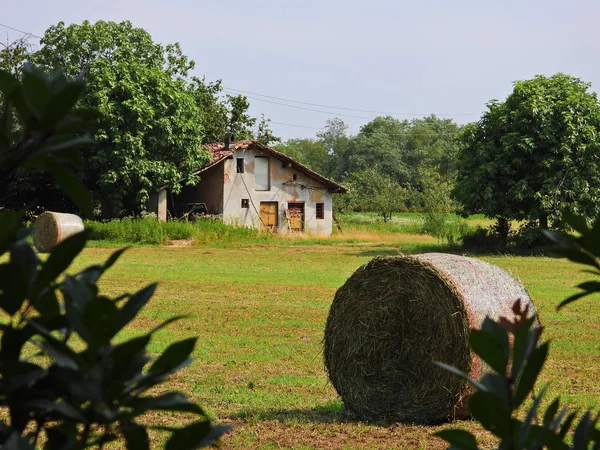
[3,0,599,140]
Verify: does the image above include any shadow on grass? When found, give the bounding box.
[229,401,364,425]
[350,244,460,258]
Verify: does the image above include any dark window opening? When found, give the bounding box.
[236,158,245,173]
[293,174,297,181]
[241,199,249,208]
[316,203,324,220]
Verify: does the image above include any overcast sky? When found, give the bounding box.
[3,0,599,140]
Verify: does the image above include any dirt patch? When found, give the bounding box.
[167,239,195,247]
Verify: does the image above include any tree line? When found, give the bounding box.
[277,74,600,238]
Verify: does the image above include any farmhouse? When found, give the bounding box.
[148,140,346,235]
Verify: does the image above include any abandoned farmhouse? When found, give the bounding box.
[148,140,346,235]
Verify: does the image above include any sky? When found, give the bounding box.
[3,0,600,140]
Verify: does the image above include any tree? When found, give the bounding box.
[345,167,408,222]
[274,138,329,174]
[255,114,280,146]
[0,35,32,76]
[27,20,208,217]
[454,73,600,230]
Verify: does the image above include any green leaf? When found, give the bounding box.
[0,262,28,315]
[27,319,86,370]
[34,230,90,294]
[0,70,19,96]
[550,246,598,268]
[543,398,560,428]
[128,392,204,416]
[0,209,24,255]
[42,78,85,130]
[573,411,596,450]
[515,343,549,408]
[562,211,589,234]
[149,337,197,376]
[83,296,122,348]
[510,317,538,382]
[46,160,93,217]
[32,289,61,318]
[121,422,149,450]
[435,429,479,450]
[520,387,547,449]
[468,391,510,438]
[165,420,227,450]
[121,283,157,328]
[469,322,509,375]
[22,64,51,118]
[23,399,86,422]
[559,412,577,439]
[3,431,35,450]
[10,239,39,286]
[557,292,593,310]
[479,373,510,403]
[433,361,489,393]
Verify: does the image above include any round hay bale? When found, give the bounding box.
[33,212,84,253]
[324,252,540,423]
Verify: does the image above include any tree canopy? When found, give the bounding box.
[454,73,600,229]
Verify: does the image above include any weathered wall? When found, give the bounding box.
[175,163,225,216]
[222,147,334,235]
[147,189,168,221]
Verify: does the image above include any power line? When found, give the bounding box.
[0,23,42,40]
[224,86,481,117]
[270,120,460,137]
[230,93,375,120]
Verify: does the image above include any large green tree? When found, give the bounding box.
[454,73,600,229]
[30,20,208,217]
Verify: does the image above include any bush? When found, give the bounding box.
[85,217,267,246]
[461,227,507,253]
[420,212,469,246]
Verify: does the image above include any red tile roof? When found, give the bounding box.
[196,140,347,193]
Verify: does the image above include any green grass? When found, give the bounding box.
[67,237,600,449]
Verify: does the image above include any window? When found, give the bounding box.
[236,158,245,173]
[316,203,324,220]
[255,156,270,190]
[292,174,297,181]
[241,199,249,208]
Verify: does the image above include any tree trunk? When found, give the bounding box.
[539,213,549,230]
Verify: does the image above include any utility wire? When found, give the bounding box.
[270,120,460,137]
[0,23,42,40]
[224,86,481,117]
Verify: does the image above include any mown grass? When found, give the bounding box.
[67,237,600,449]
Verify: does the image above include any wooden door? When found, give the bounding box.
[260,202,278,232]
[287,202,304,232]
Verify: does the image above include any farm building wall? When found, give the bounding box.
[174,163,225,216]
[222,147,334,235]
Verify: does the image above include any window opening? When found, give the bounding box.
[236,158,244,173]
[316,203,324,220]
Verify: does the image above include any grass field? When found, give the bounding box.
[66,228,600,449]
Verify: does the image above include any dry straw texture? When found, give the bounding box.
[33,212,84,253]
[324,252,538,423]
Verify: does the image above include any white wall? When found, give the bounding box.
[222,147,334,235]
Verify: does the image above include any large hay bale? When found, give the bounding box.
[33,212,84,253]
[324,253,539,423]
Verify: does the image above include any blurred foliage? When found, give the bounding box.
[0,65,227,448]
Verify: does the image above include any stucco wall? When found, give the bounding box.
[222,147,334,235]
[175,163,225,215]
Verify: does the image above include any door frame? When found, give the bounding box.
[287,201,305,232]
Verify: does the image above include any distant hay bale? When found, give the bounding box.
[33,212,84,253]
[324,253,539,423]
